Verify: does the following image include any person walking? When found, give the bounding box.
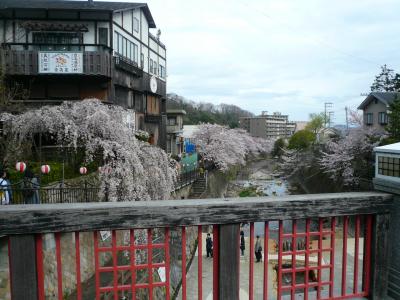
[206,233,213,258]
[0,169,11,205]
[255,235,262,262]
[22,168,40,204]
[240,230,245,256]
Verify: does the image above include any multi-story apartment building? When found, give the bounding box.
[358,92,400,133]
[239,111,296,139]
[0,0,167,148]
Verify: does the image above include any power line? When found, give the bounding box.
[238,0,381,67]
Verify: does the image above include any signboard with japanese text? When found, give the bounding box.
[38,52,83,74]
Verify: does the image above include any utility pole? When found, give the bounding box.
[328,111,334,128]
[324,102,333,128]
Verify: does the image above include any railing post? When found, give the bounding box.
[218,224,240,300]
[370,213,390,299]
[9,235,39,300]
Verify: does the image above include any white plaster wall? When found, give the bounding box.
[122,10,132,33]
[114,12,122,26]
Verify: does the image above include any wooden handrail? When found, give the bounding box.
[0,192,392,235]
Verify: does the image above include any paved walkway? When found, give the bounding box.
[177,229,367,300]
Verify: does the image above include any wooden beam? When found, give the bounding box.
[0,192,392,235]
[370,213,391,299]
[9,235,38,300]
[219,224,240,299]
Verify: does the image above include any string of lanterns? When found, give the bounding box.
[15,161,90,175]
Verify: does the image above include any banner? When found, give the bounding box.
[38,52,83,74]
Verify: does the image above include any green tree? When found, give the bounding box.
[386,96,400,142]
[305,113,326,134]
[288,130,316,150]
[272,138,286,157]
[370,64,396,92]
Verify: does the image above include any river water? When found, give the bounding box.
[228,159,307,238]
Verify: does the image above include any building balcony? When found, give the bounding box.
[166,124,182,134]
[113,54,143,78]
[144,113,161,123]
[0,192,394,299]
[0,43,112,77]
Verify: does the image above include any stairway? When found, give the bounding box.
[188,176,207,199]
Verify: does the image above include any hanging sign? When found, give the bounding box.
[38,52,83,74]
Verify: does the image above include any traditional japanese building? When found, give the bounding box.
[0,0,167,148]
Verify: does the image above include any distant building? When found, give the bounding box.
[166,109,185,155]
[293,121,308,132]
[239,111,296,139]
[0,0,167,148]
[358,92,400,132]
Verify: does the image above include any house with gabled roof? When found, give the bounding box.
[358,92,400,132]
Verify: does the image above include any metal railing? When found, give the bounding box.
[0,180,102,205]
[0,192,393,299]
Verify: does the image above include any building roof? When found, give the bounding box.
[0,0,156,27]
[182,125,199,138]
[166,109,186,115]
[374,142,400,154]
[358,92,400,110]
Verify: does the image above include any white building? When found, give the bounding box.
[239,112,296,139]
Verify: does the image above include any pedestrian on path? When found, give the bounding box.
[240,230,245,256]
[255,235,262,262]
[22,168,40,204]
[206,233,213,258]
[0,169,11,205]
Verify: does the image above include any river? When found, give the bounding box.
[225,158,307,238]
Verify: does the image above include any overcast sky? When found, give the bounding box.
[142,0,400,124]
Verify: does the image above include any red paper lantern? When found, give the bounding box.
[41,165,51,174]
[15,162,26,173]
[79,167,88,175]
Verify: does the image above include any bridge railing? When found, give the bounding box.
[0,192,393,299]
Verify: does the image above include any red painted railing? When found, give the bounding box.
[0,193,392,299]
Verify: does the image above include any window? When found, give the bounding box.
[150,59,153,74]
[133,43,138,63]
[378,156,400,177]
[168,117,176,126]
[379,112,388,125]
[33,32,82,51]
[114,32,139,63]
[141,53,144,67]
[159,65,165,78]
[133,17,139,32]
[365,113,373,125]
[154,62,158,75]
[99,28,108,46]
[118,33,123,55]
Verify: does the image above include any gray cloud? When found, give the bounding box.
[142,0,400,124]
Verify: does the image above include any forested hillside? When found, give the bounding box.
[167,93,254,128]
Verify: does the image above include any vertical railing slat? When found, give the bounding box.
[198,225,203,300]
[165,228,171,300]
[181,227,186,300]
[263,222,269,300]
[218,224,240,299]
[249,222,254,300]
[55,232,63,300]
[36,234,45,300]
[342,216,349,296]
[75,232,82,300]
[212,225,219,300]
